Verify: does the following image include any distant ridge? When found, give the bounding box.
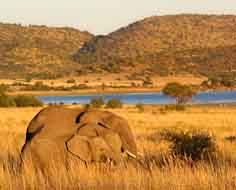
[74,14,236,77]
[1,15,236,79]
[0,23,93,78]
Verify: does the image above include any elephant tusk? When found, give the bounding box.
[125,150,137,159]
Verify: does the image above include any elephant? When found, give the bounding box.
[21,106,137,170]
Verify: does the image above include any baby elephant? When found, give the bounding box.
[21,106,137,170]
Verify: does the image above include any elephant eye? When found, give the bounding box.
[75,112,86,124]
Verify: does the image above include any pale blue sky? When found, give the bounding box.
[0,0,236,34]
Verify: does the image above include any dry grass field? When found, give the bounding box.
[1,105,236,189]
[2,75,206,96]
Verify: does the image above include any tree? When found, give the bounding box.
[89,97,105,108]
[106,98,123,109]
[163,82,196,104]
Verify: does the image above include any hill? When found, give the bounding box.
[74,15,236,78]
[0,23,93,79]
[1,15,236,81]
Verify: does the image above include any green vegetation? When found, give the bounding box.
[106,98,123,109]
[14,95,43,107]
[89,97,105,108]
[160,130,216,161]
[66,79,76,84]
[0,84,9,94]
[20,82,90,91]
[0,22,92,78]
[0,94,43,107]
[202,74,236,89]
[163,83,196,104]
[0,94,16,107]
[85,98,124,109]
[136,103,145,112]
[0,86,43,107]
[74,15,236,77]
[142,77,153,87]
[160,104,186,113]
[0,15,236,79]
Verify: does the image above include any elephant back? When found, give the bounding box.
[26,106,84,140]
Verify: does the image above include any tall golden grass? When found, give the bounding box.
[1,105,236,189]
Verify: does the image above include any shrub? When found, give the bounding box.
[142,77,153,87]
[25,76,32,83]
[136,103,144,112]
[0,84,9,94]
[66,79,76,84]
[160,129,216,161]
[0,94,16,107]
[83,103,91,109]
[225,136,236,142]
[14,95,43,107]
[89,97,105,108]
[163,104,186,112]
[163,82,196,104]
[23,81,52,91]
[221,76,235,87]
[202,75,236,88]
[106,98,123,109]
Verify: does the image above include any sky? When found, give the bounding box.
[0,0,236,34]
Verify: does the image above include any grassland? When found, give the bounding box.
[2,75,206,96]
[1,105,236,189]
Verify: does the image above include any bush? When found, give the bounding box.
[83,104,91,109]
[143,77,153,87]
[202,75,236,88]
[0,94,16,107]
[106,98,123,109]
[0,84,9,94]
[164,104,186,111]
[136,103,144,112]
[160,129,216,161]
[66,79,76,84]
[225,136,236,142]
[25,76,32,83]
[14,95,43,107]
[23,81,52,91]
[89,97,105,108]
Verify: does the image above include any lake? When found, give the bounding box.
[38,90,236,105]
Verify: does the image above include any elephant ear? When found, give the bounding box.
[67,136,92,162]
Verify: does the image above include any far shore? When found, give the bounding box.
[8,86,236,97]
[8,87,164,96]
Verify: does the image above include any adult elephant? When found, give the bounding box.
[21,106,137,169]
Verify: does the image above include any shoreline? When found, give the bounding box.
[9,87,164,96]
[8,87,236,97]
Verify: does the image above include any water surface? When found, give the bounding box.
[38,90,236,105]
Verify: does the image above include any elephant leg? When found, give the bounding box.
[22,139,67,172]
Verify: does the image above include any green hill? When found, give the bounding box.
[1,15,236,80]
[74,15,236,77]
[0,23,93,79]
